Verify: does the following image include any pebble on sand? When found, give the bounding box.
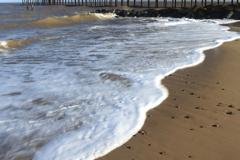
[184,115,190,119]
[186,81,190,84]
[195,106,200,109]
[226,111,233,115]
[148,144,152,146]
[190,93,196,95]
[228,105,233,108]
[159,151,165,155]
[218,103,222,106]
[212,124,220,127]
[176,105,181,108]
[139,130,147,135]
[127,146,132,149]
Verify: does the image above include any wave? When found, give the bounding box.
[31,13,116,28]
[0,36,60,49]
[0,13,116,29]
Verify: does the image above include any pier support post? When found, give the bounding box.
[134,0,136,7]
[195,0,197,6]
[148,0,150,7]
[211,0,213,5]
[231,0,233,5]
[115,0,118,7]
[121,0,123,6]
[141,0,143,7]
[184,0,186,7]
[223,0,225,5]
[156,0,158,7]
[127,0,129,6]
[172,0,174,7]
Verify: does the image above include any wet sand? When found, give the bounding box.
[97,22,240,160]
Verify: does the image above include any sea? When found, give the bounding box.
[0,3,239,160]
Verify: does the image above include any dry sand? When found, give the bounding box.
[97,22,240,160]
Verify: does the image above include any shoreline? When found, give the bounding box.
[97,22,240,160]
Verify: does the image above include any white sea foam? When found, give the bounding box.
[0,17,239,160]
[0,41,8,48]
[92,13,116,19]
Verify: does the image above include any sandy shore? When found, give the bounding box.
[97,22,240,160]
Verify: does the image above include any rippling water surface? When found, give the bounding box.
[0,3,239,160]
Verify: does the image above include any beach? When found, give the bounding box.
[1,3,240,159]
[97,22,240,160]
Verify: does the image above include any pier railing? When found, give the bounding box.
[22,0,239,8]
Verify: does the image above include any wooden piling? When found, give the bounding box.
[141,0,143,7]
[195,0,197,6]
[211,0,213,5]
[223,0,225,5]
[148,0,150,7]
[127,0,129,6]
[191,0,193,7]
[156,0,158,7]
[231,0,233,5]
[134,0,136,7]
[115,0,118,7]
[181,0,183,7]
[184,0,186,7]
[172,0,174,7]
[121,0,123,6]
[205,0,206,6]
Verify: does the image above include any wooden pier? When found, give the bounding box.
[22,0,239,7]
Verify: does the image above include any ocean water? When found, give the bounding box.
[0,3,240,160]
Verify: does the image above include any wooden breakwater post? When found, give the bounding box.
[24,0,240,8]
